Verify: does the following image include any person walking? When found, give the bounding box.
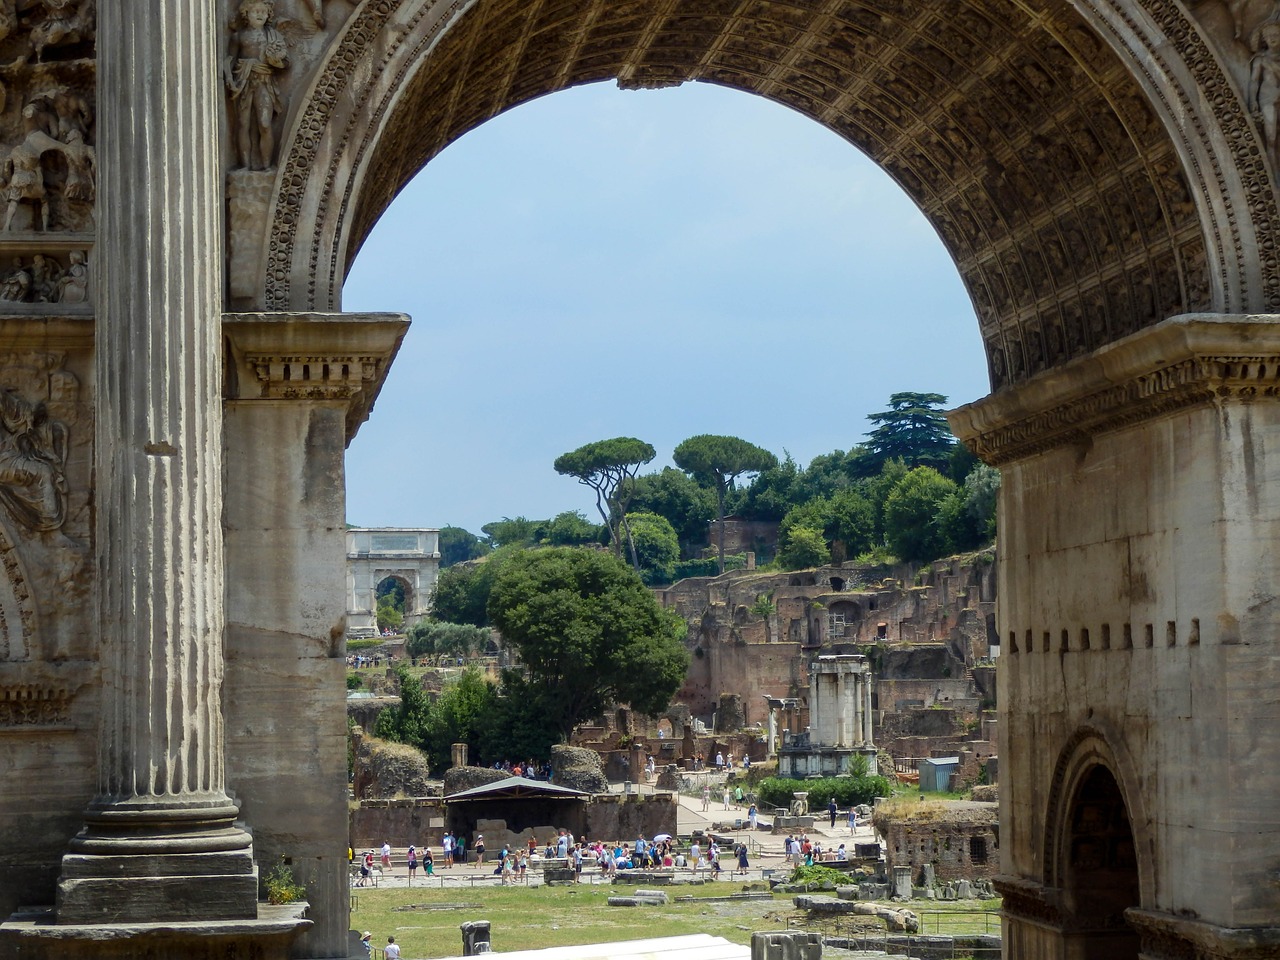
[748,802,758,830]
[701,784,711,811]
[828,797,838,828]
[406,844,418,880]
[474,833,486,867]
[443,832,454,868]
[849,807,858,834]
[380,840,392,872]
[735,841,749,877]
[722,786,732,810]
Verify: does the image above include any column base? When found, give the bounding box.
[54,799,259,924]
[0,903,310,960]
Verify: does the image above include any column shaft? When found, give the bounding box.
[55,0,257,924]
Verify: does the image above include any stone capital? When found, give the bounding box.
[223,312,409,444]
[949,314,1280,465]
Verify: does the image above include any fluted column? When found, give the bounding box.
[863,670,874,746]
[55,0,257,923]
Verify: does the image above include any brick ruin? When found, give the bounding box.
[652,550,1000,785]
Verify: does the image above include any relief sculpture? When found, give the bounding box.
[0,385,66,533]
[0,249,86,302]
[226,0,288,171]
[1248,14,1280,168]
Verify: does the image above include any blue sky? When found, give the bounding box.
[342,81,989,535]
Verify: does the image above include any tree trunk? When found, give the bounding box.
[716,483,727,574]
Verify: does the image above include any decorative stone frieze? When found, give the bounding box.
[950,315,1280,464]
[1127,908,1280,960]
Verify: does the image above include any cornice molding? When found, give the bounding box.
[950,315,1280,464]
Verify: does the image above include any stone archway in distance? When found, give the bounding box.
[1,2,1280,959]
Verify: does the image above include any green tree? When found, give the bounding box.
[673,434,778,574]
[865,458,909,542]
[625,467,716,552]
[554,437,656,570]
[375,578,405,632]
[777,524,831,570]
[938,463,1001,550]
[823,487,876,562]
[374,665,433,749]
[883,467,959,562]
[438,525,491,567]
[735,454,806,521]
[430,550,513,627]
[406,621,491,660]
[542,510,606,547]
[487,548,689,741]
[865,392,956,471]
[481,516,546,549]
[624,511,680,585]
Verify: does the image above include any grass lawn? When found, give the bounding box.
[350,883,1000,958]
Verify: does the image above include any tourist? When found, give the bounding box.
[455,835,466,865]
[573,843,583,882]
[715,751,724,770]
[735,842,749,876]
[500,853,513,885]
[701,784,711,811]
[475,833,486,867]
[443,832,454,868]
[518,850,528,884]
[360,931,372,958]
[734,783,744,804]
[357,852,371,887]
[406,844,418,880]
[384,935,401,960]
[380,840,391,871]
[849,807,857,834]
[722,786,731,810]
[423,846,434,876]
[828,797,838,828]
[836,843,847,861]
[748,802,758,830]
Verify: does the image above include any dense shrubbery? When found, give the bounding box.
[756,774,893,810]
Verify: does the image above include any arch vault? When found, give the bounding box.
[0,1,1277,958]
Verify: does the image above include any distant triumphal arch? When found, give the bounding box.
[0,2,1277,958]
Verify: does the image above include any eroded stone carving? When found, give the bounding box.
[0,384,67,532]
[1248,15,1280,169]
[23,0,94,64]
[0,249,85,302]
[0,89,95,232]
[0,684,68,725]
[225,0,288,171]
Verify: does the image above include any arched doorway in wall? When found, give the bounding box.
[373,573,413,633]
[1058,764,1142,959]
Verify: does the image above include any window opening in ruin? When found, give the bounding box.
[969,836,987,864]
[830,577,845,591]
[828,612,846,637]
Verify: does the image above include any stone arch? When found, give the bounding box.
[257,0,1280,389]
[0,519,37,662]
[1043,726,1153,943]
[373,571,414,623]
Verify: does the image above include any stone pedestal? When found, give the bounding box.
[1,905,309,960]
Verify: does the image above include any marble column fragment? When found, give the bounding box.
[55,0,257,923]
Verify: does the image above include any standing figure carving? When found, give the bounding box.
[0,103,65,231]
[225,0,287,171]
[1249,15,1280,169]
[0,386,67,532]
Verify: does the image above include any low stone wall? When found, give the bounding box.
[351,798,447,849]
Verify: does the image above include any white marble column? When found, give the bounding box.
[56,0,257,923]
[863,670,875,745]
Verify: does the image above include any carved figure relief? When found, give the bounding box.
[0,249,85,302]
[1248,14,1280,169]
[0,384,67,532]
[225,0,288,171]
